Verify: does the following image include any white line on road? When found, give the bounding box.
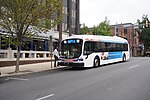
[35,94,54,100]
[129,65,139,69]
[8,77,29,81]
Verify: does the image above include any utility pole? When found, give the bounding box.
[59,22,62,51]
[0,34,1,49]
[68,0,72,36]
[76,0,80,34]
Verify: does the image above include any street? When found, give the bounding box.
[0,57,150,100]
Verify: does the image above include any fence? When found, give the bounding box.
[0,49,53,61]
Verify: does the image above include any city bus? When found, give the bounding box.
[58,35,130,68]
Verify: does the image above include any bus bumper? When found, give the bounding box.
[58,62,84,67]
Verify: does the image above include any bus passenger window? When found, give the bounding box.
[84,42,93,55]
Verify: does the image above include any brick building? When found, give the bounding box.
[111,23,140,57]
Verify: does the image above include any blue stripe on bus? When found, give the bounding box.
[108,52,122,59]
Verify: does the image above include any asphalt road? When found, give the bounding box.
[0,57,150,100]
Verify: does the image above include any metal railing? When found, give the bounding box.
[0,49,53,61]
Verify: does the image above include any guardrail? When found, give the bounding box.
[0,49,53,61]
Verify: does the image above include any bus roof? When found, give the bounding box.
[63,35,128,44]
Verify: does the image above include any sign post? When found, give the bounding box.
[49,35,53,68]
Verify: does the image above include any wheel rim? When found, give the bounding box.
[124,56,126,61]
[123,55,126,61]
[94,58,99,67]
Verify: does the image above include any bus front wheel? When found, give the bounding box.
[93,57,100,67]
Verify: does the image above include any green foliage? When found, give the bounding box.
[80,17,112,36]
[0,0,63,72]
[140,28,150,51]
[137,15,150,51]
[80,23,91,34]
[137,15,149,29]
[0,0,63,46]
[92,17,111,36]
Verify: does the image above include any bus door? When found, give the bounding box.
[83,41,95,67]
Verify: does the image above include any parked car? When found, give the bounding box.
[146,52,150,57]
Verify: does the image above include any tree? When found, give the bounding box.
[137,15,148,29]
[0,0,63,72]
[140,28,150,51]
[80,23,91,34]
[137,15,150,53]
[92,17,111,36]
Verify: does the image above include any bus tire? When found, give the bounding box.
[93,57,100,67]
[122,54,126,62]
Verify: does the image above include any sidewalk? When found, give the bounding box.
[0,61,66,77]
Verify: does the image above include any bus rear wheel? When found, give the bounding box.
[93,57,100,67]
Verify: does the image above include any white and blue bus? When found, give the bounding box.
[58,35,130,67]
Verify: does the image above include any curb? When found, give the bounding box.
[0,62,66,77]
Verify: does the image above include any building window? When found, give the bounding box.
[72,0,76,2]
[115,26,118,33]
[72,10,76,18]
[124,28,127,34]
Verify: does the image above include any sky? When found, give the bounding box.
[80,0,150,27]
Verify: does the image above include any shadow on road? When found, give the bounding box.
[0,66,90,83]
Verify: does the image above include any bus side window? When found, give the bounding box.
[100,42,106,52]
[116,43,120,51]
[84,42,93,55]
[120,44,124,51]
[112,43,116,51]
[94,42,100,52]
[105,43,111,52]
[123,44,128,51]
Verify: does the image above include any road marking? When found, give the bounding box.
[8,77,29,81]
[129,65,139,69]
[35,94,54,100]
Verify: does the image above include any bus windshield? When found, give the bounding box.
[61,39,83,59]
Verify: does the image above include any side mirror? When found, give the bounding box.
[85,54,88,59]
